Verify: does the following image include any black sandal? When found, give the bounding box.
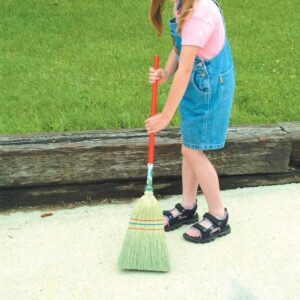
[163,201,199,232]
[183,208,231,243]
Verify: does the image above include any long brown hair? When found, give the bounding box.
[149,0,195,36]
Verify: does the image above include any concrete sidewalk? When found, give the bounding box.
[1,183,299,300]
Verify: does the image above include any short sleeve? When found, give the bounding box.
[181,15,215,48]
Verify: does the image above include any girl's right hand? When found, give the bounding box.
[149,67,169,84]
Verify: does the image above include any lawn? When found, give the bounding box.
[0,0,299,134]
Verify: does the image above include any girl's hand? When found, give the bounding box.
[149,67,169,84]
[145,113,171,134]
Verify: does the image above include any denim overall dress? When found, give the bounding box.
[170,0,235,150]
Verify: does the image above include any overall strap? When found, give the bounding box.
[211,0,227,36]
[176,0,183,11]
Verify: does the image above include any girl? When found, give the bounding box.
[145,0,235,243]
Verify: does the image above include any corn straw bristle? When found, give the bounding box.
[118,191,170,272]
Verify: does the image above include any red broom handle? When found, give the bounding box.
[148,55,159,164]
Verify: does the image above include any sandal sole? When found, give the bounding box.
[164,214,199,232]
[182,224,231,243]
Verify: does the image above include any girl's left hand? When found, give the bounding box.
[145,113,171,134]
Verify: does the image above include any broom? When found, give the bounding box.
[118,54,170,272]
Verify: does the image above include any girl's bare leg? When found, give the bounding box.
[163,157,198,226]
[182,157,199,208]
[181,145,227,237]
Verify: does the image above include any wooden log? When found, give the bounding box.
[0,166,299,210]
[279,122,300,166]
[0,124,294,188]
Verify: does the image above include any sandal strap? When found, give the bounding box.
[175,201,198,213]
[192,223,213,238]
[163,200,198,225]
[203,208,228,228]
[163,210,174,220]
[175,203,185,212]
[163,203,185,221]
[192,223,210,233]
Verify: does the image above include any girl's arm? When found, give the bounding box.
[164,47,179,79]
[149,47,178,84]
[145,45,199,134]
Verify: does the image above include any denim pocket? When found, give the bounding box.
[219,65,235,99]
[191,71,211,95]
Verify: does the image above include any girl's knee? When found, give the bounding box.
[181,145,190,157]
[181,145,205,158]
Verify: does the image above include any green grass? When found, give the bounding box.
[0,0,299,134]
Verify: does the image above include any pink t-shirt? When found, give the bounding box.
[173,0,225,60]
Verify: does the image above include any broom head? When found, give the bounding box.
[118,190,170,272]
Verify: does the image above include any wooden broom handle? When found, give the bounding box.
[148,55,159,164]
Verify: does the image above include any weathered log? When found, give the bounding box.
[0,167,299,210]
[0,122,299,210]
[0,123,295,188]
[279,122,300,166]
